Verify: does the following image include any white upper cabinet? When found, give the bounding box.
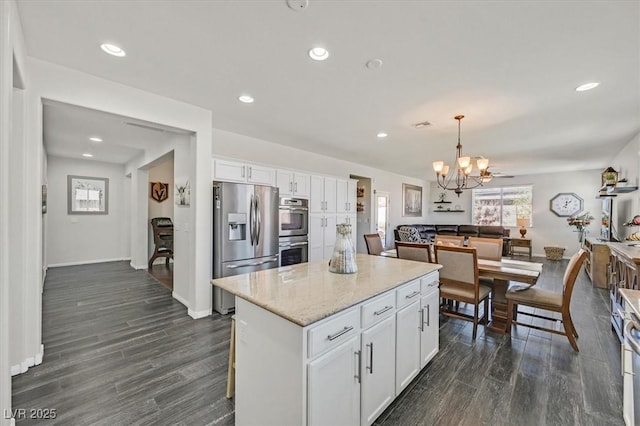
[311,175,338,214]
[277,170,311,198]
[213,158,276,186]
[337,179,358,214]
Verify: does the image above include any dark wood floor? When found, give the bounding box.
[12,257,622,425]
[148,262,173,290]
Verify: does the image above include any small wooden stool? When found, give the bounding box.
[226,316,236,399]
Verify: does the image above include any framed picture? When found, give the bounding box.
[67,175,109,215]
[402,183,423,217]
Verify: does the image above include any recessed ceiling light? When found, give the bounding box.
[82,153,93,158]
[377,132,388,139]
[575,82,600,92]
[100,43,126,57]
[238,95,254,104]
[309,47,329,61]
[366,59,383,70]
[89,137,103,142]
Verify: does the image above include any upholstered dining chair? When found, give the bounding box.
[467,236,503,261]
[435,245,491,339]
[434,234,465,247]
[395,242,433,263]
[364,233,384,255]
[505,249,588,351]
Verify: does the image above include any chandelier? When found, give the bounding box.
[432,115,489,197]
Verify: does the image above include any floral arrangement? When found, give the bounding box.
[567,211,594,231]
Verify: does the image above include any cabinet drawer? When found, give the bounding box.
[308,308,360,358]
[396,280,421,309]
[361,291,396,329]
[421,273,439,295]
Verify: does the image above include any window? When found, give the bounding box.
[472,186,532,227]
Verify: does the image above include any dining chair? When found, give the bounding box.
[505,249,588,351]
[363,233,384,255]
[395,242,433,263]
[467,236,503,261]
[434,234,465,247]
[435,245,491,339]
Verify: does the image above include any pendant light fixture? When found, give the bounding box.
[432,115,489,197]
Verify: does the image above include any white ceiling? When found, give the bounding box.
[18,1,640,178]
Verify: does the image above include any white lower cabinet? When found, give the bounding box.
[308,335,361,426]
[309,213,337,262]
[395,299,421,394]
[234,271,440,426]
[420,286,439,368]
[361,315,396,426]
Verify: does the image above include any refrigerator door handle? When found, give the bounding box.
[255,194,261,246]
[249,194,255,246]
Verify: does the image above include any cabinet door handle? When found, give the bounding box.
[374,305,393,316]
[420,308,425,332]
[327,326,353,341]
[295,182,298,192]
[241,166,245,178]
[405,291,420,299]
[355,350,361,383]
[366,343,374,374]
[289,181,292,192]
[426,304,430,327]
[248,166,252,179]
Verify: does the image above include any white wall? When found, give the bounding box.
[148,155,174,261]
[46,156,130,266]
[429,169,602,257]
[212,129,431,238]
[608,132,640,240]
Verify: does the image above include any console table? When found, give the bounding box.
[509,238,532,259]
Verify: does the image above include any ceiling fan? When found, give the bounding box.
[480,167,514,181]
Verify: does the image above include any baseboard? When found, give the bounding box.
[35,344,44,365]
[188,308,212,319]
[130,262,148,270]
[48,257,131,268]
[10,345,44,376]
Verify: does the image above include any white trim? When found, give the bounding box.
[188,308,212,319]
[172,290,190,308]
[35,344,43,365]
[47,257,131,268]
[130,261,148,270]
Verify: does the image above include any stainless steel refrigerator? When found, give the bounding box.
[212,181,279,314]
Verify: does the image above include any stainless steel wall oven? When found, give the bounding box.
[278,197,308,237]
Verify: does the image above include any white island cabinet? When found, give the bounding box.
[212,254,441,426]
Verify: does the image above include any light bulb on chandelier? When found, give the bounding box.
[432,115,489,197]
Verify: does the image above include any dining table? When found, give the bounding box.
[378,249,543,334]
[477,257,543,333]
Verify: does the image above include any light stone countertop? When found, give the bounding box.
[211,253,442,327]
[621,289,640,318]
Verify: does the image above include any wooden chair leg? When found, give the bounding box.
[506,299,513,335]
[562,312,579,352]
[472,304,479,340]
[567,314,579,338]
[483,298,489,325]
[226,318,236,398]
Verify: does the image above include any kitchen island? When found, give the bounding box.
[211,254,441,426]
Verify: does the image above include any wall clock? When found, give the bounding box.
[549,193,583,217]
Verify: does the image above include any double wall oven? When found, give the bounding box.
[278,197,309,266]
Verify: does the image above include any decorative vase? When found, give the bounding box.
[328,223,357,274]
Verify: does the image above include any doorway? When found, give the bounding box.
[374,191,391,249]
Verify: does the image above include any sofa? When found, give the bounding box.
[394,224,511,255]
[395,224,509,241]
